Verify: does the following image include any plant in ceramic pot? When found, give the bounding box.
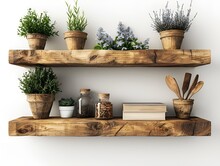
[59,98,75,118]
[94,22,149,50]
[64,0,88,50]
[149,1,197,49]
[19,67,61,119]
[17,8,59,49]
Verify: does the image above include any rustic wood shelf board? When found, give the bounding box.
[9,49,211,67]
[9,117,211,136]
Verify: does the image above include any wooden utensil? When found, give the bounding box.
[188,81,204,99]
[165,75,183,99]
[182,73,192,99]
[185,74,199,99]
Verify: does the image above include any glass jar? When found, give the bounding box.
[76,89,92,118]
[95,93,113,120]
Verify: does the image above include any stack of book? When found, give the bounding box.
[122,103,167,120]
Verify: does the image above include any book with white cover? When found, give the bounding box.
[123,112,166,120]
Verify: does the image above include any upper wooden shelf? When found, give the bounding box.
[9,49,211,67]
[9,116,211,136]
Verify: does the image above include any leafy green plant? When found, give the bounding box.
[149,1,197,32]
[19,67,61,94]
[66,0,87,31]
[17,8,59,37]
[59,98,75,106]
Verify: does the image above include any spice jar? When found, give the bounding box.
[95,93,113,119]
[76,89,92,118]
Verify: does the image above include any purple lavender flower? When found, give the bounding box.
[94,22,149,50]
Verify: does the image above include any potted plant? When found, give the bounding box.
[59,98,75,118]
[149,1,197,49]
[17,8,59,50]
[19,67,61,119]
[64,0,88,50]
[94,22,149,50]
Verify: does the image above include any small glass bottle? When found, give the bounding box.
[95,93,113,120]
[76,89,92,118]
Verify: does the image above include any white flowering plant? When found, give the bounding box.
[94,22,149,50]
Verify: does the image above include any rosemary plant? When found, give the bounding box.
[17,8,59,37]
[149,1,197,32]
[19,67,61,94]
[66,0,87,31]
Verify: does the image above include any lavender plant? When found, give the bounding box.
[94,22,149,50]
[149,1,197,32]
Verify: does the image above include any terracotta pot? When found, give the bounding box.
[173,99,194,119]
[64,31,87,50]
[160,30,184,50]
[27,33,48,50]
[27,94,55,119]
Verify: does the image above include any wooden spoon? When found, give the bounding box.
[165,75,183,99]
[188,81,204,99]
[182,73,192,99]
[185,74,199,99]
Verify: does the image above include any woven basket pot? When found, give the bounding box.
[27,94,55,119]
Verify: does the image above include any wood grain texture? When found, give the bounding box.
[9,117,211,136]
[9,49,211,67]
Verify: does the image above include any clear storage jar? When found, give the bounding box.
[76,89,93,118]
[95,93,113,120]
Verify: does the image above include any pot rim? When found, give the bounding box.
[64,30,87,39]
[27,33,48,39]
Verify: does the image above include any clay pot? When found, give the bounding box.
[27,94,55,119]
[160,30,184,50]
[173,99,194,119]
[26,33,48,50]
[64,31,87,50]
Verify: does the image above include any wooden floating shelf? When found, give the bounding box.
[9,49,211,67]
[9,116,211,136]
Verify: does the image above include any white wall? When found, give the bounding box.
[0,0,219,165]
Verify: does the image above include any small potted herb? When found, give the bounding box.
[94,22,149,50]
[19,67,61,119]
[17,8,59,50]
[149,1,197,49]
[64,0,88,50]
[59,98,75,118]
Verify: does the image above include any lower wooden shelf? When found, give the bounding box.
[9,116,211,136]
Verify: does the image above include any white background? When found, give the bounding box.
[0,0,219,165]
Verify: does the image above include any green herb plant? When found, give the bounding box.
[19,67,61,94]
[66,0,87,31]
[59,98,75,106]
[149,1,197,32]
[17,8,59,37]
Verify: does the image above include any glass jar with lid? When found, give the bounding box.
[76,88,92,118]
[95,93,113,119]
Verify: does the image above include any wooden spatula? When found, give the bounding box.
[185,74,199,99]
[188,81,204,99]
[165,75,183,99]
[182,73,192,99]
